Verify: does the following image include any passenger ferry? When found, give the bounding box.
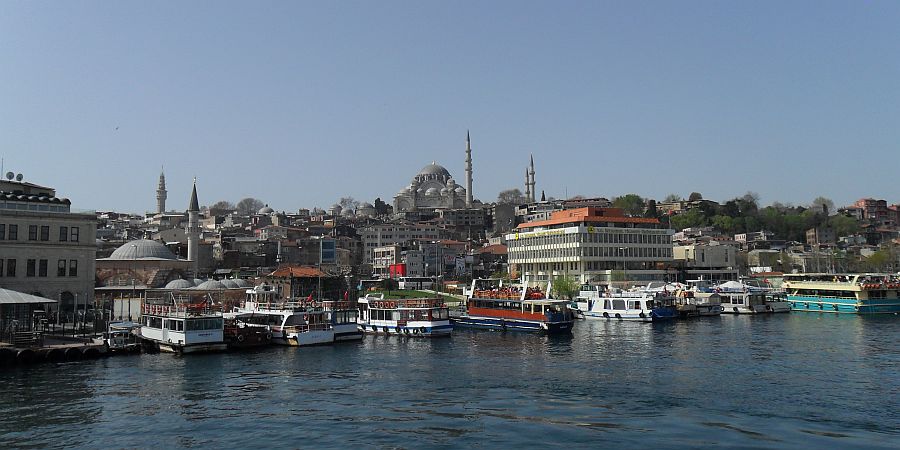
[139,294,228,354]
[322,299,363,341]
[680,280,724,316]
[783,273,900,314]
[715,281,791,314]
[456,279,575,333]
[575,288,677,322]
[227,285,334,346]
[357,293,452,337]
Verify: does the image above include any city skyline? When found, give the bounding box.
[2,2,899,212]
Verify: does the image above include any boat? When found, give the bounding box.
[357,293,452,337]
[714,280,790,314]
[679,280,724,316]
[96,321,141,354]
[138,294,228,353]
[455,279,575,333]
[575,286,677,322]
[223,317,272,349]
[227,285,334,346]
[322,299,363,341]
[783,273,900,314]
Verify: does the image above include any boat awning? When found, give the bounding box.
[0,288,57,305]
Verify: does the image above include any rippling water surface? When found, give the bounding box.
[2,314,899,449]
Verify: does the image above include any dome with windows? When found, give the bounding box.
[194,280,226,290]
[165,279,194,289]
[108,239,178,260]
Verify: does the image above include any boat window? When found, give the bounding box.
[432,308,449,320]
[612,300,626,310]
[604,300,611,309]
[284,315,307,326]
[628,301,641,310]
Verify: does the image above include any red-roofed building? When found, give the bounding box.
[506,207,674,286]
[263,265,346,300]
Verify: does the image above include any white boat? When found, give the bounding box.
[714,281,790,314]
[676,280,724,316]
[95,321,141,353]
[227,285,334,346]
[139,294,228,353]
[575,288,678,322]
[322,299,363,342]
[357,293,452,337]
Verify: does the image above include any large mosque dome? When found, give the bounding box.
[417,163,451,178]
[108,239,178,260]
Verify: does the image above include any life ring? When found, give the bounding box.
[237,334,245,343]
[413,329,419,334]
[265,332,272,341]
[639,312,646,318]
[614,313,621,320]
[602,312,609,318]
[372,326,377,333]
[388,301,396,309]
[765,305,772,312]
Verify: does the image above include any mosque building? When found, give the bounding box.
[393,132,480,212]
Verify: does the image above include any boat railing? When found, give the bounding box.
[283,323,331,333]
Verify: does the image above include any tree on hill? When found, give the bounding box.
[688,192,703,201]
[810,196,835,215]
[663,194,682,203]
[208,200,235,217]
[612,194,646,216]
[497,188,527,205]
[670,209,707,230]
[236,197,265,216]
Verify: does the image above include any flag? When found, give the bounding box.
[307,293,313,302]
[343,291,349,301]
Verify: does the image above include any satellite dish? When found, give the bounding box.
[15,174,23,182]
[5,172,12,180]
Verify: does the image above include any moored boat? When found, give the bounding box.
[357,294,452,337]
[455,279,575,333]
[228,285,334,346]
[715,280,790,314]
[575,289,677,322]
[138,294,228,354]
[322,299,363,341]
[783,273,900,314]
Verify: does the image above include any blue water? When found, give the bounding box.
[1,314,898,449]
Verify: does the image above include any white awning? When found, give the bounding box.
[0,288,57,305]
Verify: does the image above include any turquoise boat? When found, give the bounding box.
[783,273,900,314]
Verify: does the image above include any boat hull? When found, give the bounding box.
[788,296,900,314]
[451,315,573,333]
[358,322,452,337]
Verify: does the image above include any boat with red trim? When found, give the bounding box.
[455,279,575,333]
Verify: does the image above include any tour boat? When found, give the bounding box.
[575,289,677,322]
[96,321,141,354]
[783,273,900,314]
[357,293,452,337]
[715,281,791,314]
[455,279,575,333]
[227,285,334,346]
[680,280,724,316]
[139,294,228,354]
[322,299,363,341]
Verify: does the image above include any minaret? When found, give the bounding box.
[528,154,536,203]
[465,130,473,208]
[156,168,167,214]
[186,179,200,275]
[524,167,531,203]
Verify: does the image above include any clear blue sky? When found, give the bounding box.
[2,1,898,213]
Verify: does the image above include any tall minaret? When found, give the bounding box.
[156,168,167,214]
[465,130,473,208]
[524,167,531,203]
[186,179,200,275]
[528,154,536,203]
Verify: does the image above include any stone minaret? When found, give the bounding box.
[524,167,531,203]
[465,130,473,208]
[528,154,536,203]
[156,169,167,214]
[186,179,200,275]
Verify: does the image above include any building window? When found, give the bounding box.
[40,226,50,241]
[0,259,3,276]
[59,226,68,242]
[0,224,4,240]
[6,259,15,277]
[27,259,36,277]
[58,260,66,277]
[71,227,79,242]
[69,260,78,277]
[38,259,48,277]
[8,224,16,240]
[29,225,38,241]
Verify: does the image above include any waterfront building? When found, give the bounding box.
[0,177,96,314]
[672,242,739,282]
[506,207,674,285]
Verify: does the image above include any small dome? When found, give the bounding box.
[193,278,205,286]
[165,279,194,289]
[221,279,239,289]
[258,204,274,214]
[108,239,177,260]
[418,163,451,178]
[455,187,466,194]
[425,187,440,197]
[233,279,251,288]
[195,280,226,290]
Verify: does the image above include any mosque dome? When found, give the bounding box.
[417,162,451,178]
[425,187,440,197]
[258,205,275,214]
[220,279,239,289]
[455,187,466,194]
[195,280,227,290]
[165,279,194,289]
[193,278,205,286]
[233,279,251,288]
[108,239,177,260]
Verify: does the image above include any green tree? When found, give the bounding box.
[663,194,682,203]
[612,194,646,216]
[670,209,707,230]
[497,189,527,205]
[551,275,579,300]
[829,214,859,238]
[711,215,737,234]
[688,192,703,201]
[864,250,890,272]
